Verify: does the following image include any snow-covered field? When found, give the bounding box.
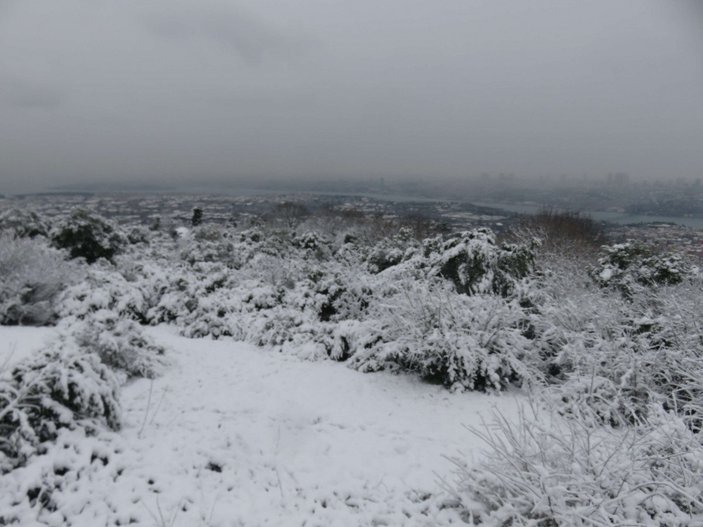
[0,325,521,526]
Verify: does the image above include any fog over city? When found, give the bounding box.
[1,0,702,193]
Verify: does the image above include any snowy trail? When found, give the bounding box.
[1,326,522,526]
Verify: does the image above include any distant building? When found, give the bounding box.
[606,172,630,185]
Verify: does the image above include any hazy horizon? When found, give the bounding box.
[1,0,702,194]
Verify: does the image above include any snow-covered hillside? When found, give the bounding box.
[2,208,702,525]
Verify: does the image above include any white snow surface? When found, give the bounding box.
[1,325,522,526]
[0,326,57,370]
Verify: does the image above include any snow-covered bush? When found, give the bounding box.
[71,311,167,381]
[51,209,125,264]
[349,281,531,391]
[428,229,535,297]
[0,208,50,239]
[293,230,332,261]
[367,238,406,274]
[244,307,306,347]
[177,284,240,339]
[553,373,651,428]
[0,234,82,325]
[626,285,703,432]
[312,272,373,323]
[592,241,690,296]
[57,265,148,322]
[125,225,150,245]
[138,225,539,391]
[179,224,236,265]
[526,256,703,430]
[449,400,703,526]
[0,341,121,473]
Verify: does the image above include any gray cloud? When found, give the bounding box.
[0,0,702,193]
[143,3,311,65]
[0,76,63,109]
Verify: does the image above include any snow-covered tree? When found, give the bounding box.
[51,209,125,264]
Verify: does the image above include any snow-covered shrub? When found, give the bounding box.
[143,264,192,325]
[510,209,604,259]
[57,265,148,322]
[646,346,703,434]
[179,226,297,270]
[117,256,174,310]
[592,241,690,296]
[244,307,305,347]
[553,373,651,428]
[248,253,300,291]
[526,258,703,430]
[232,229,293,264]
[0,208,50,239]
[367,239,405,274]
[157,266,252,339]
[181,310,237,339]
[71,311,167,381]
[125,225,150,245]
[428,228,535,297]
[239,227,263,244]
[625,285,703,432]
[349,281,531,391]
[538,323,654,427]
[0,341,121,473]
[0,234,82,325]
[520,257,622,376]
[145,225,539,391]
[180,224,236,265]
[51,209,125,264]
[529,292,643,385]
[308,318,381,361]
[313,272,373,323]
[449,400,703,526]
[178,286,240,339]
[293,230,332,260]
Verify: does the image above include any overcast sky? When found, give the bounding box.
[1,0,702,192]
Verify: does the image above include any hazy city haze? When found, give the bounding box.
[1,0,702,193]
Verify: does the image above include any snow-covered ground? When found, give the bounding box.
[0,326,522,526]
[1,326,57,370]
